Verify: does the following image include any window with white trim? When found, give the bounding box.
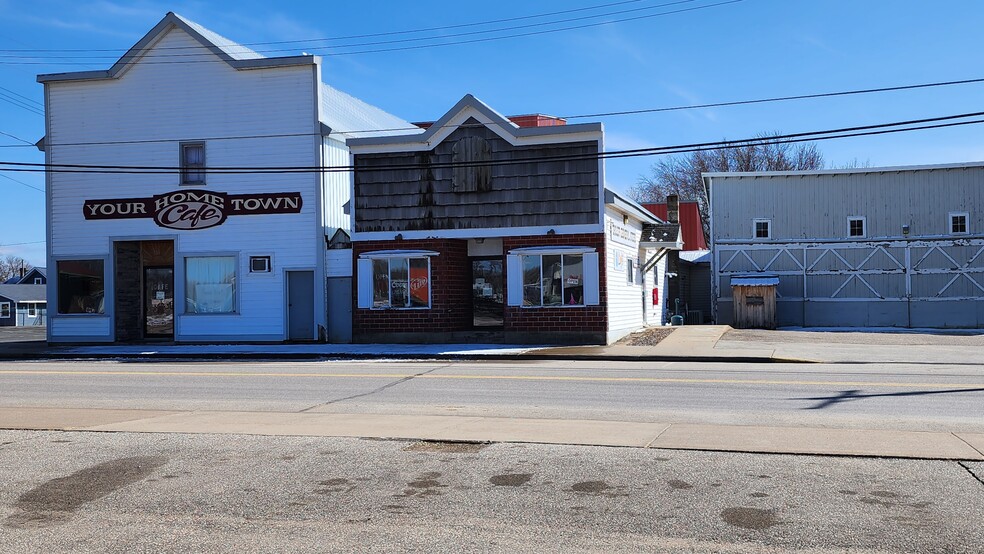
[848,216,866,238]
[27,303,36,316]
[57,259,105,314]
[185,256,236,314]
[950,212,969,235]
[0,302,9,318]
[506,247,600,308]
[181,142,206,185]
[357,251,434,309]
[249,256,271,273]
[33,277,42,284]
[753,218,771,239]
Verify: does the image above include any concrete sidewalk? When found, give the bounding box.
[2,406,982,461]
[1,325,982,364]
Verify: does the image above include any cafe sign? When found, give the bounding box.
[83,189,303,231]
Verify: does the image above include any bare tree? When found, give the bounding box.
[630,134,825,240]
[0,255,32,283]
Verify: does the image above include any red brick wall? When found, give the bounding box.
[502,233,608,334]
[352,239,470,336]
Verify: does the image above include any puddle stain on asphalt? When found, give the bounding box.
[721,507,779,531]
[489,473,532,487]
[571,480,628,498]
[666,479,693,490]
[398,472,446,498]
[4,456,166,529]
[316,478,358,494]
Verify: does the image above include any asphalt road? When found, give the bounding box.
[1,430,983,553]
[0,359,982,432]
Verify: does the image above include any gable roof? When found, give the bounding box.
[643,201,708,251]
[0,284,46,303]
[348,94,602,149]
[605,189,661,225]
[37,12,315,84]
[17,267,46,284]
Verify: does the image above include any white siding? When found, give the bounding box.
[326,249,353,278]
[604,207,646,342]
[642,253,669,326]
[45,27,319,342]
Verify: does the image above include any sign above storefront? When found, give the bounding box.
[82,190,303,231]
[607,219,640,248]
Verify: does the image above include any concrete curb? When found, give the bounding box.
[0,351,804,364]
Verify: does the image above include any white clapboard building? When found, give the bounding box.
[38,12,413,343]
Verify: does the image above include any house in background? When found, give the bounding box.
[0,284,47,327]
[16,267,46,285]
[347,94,671,344]
[706,161,984,328]
[643,196,711,323]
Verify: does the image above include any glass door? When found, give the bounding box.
[144,266,174,338]
[471,258,504,327]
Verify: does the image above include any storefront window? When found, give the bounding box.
[185,256,236,313]
[57,259,105,314]
[521,253,584,307]
[369,257,430,309]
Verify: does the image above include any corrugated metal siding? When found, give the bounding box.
[354,121,599,232]
[711,167,984,241]
[605,208,645,340]
[323,137,351,231]
[46,27,319,340]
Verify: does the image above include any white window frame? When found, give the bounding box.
[249,255,272,273]
[33,277,42,284]
[0,302,9,318]
[27,303,36,316]
[949,212,970,235]
[357,250,437,310]
[56,259,106,315]
[847,216,866,238]
[184,254,238,315]
[180,141,206,185]
[506,246,600,308]
[753,218,772,240]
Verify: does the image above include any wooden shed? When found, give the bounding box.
[730,275,778,330]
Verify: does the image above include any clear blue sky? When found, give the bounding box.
[2,0,983,267]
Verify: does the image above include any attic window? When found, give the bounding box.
[452,136,492,193]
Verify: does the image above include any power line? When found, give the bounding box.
[3,111,982,174]
[2,0,743,65]
[0,85,42,108]
[0,172,45,193]
[563,77,984,119]
[0,240,45,247]
[0,0,652,53]
[0,130,35,145]
[3,0,699,61]
[0,92,44,117]
[3,74,983,150]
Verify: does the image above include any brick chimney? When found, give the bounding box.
[666,194,679,224]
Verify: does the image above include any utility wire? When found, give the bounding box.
[0,239,45,247]
[3,111,982,174]
[0,130,35,145]
[0,85,42,107]
[3,0,698,60]
[0,0,649,52]
[0,93,44,117]
[3,75,983,150]
[3,0,742,64]
[0,172,45,193]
